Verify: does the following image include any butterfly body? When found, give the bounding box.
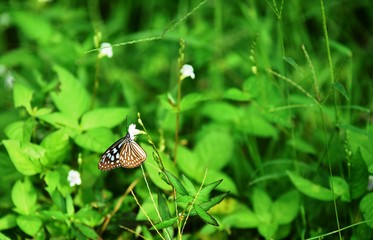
[98,133,147,171]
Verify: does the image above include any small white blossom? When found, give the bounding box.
[67,170,81,187]
[180,64,195,80]
[128,124,144,141]
[98,42,113,58]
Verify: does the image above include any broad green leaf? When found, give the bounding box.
[252,188,272,223]
[51,65,90,120]
[38,112,79,130]
[193,204,219,226]
[81,108,129,130]
[17,215,42,237]
[194,130,233,170]
[74,223,99,239]
[13,82,33,113]
[200,101,240,123]
[273,190,300,224]
[3,140,42,176]
[360,193,373,229]
[12,11,54,44]
[0,214,17,230]
[180,93,209,112]
[4,119,36,143]
[349,148,369,199]
[150,217,178,230]
[40,210,67,221]
[287,171,334,201]
[258,222,278,240]
[11,179,37,215]
[164,171,188,196]
[240,106,277,137]
[223,88,252,101]
[41,129,71,166]
[221,207,259,228]
[75,206,102,227]
[330,176,350,201]
[74,128,115,153]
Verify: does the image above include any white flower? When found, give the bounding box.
[128,124,144,141]
[67,170,81,187]
[98,42,113,58]
[180,64,195,80]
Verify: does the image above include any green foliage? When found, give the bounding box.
[0,0,372,239]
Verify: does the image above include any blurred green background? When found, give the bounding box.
[0,0,372,239]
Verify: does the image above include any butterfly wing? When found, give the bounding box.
[98,137,128,171]
[119,135,147,168]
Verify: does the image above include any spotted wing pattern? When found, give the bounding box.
[98,134,147,171]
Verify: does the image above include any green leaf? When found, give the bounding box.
[360,193,373,229]
[11,179,37,215]
[41,129,71,166]
[158,193,171,221]
[150,217,178,230]
[164,171,188,196]
[37,112,79,130]
[0,214,17,230]
[194,130,233,170]
[240,106,277,137]
[252,188,272,223]
[287,137,316,154]
[74,128,115,153]
[273,190,300,224]
[180,93,209,111]
[40,210,67,221]
[330,176,350,201]
[12,11,53,44]
[51,65,90,120]
[201,101,240,123]
[66,194,74,216]
[3,140,42,176]
[189,193,228,216]
[199,179,223,197]
[182,174,196,195]
[287,171,334,201]
[17,215,42,236]
[75,206,102,227]
[13,82,33,113]
[193,204,219,226]
[223,88,252,101]
[80,108,129,130]
[350,148,369,199]
[221,207,259,228]
[333,82,350,101]
[74,223,99,239]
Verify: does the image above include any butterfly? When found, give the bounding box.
[98,133,147,171]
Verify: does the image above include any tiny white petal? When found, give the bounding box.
[128,123,143,141]
[99,42,113,58]
[180,64,195,80]
[67,170,81,187]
